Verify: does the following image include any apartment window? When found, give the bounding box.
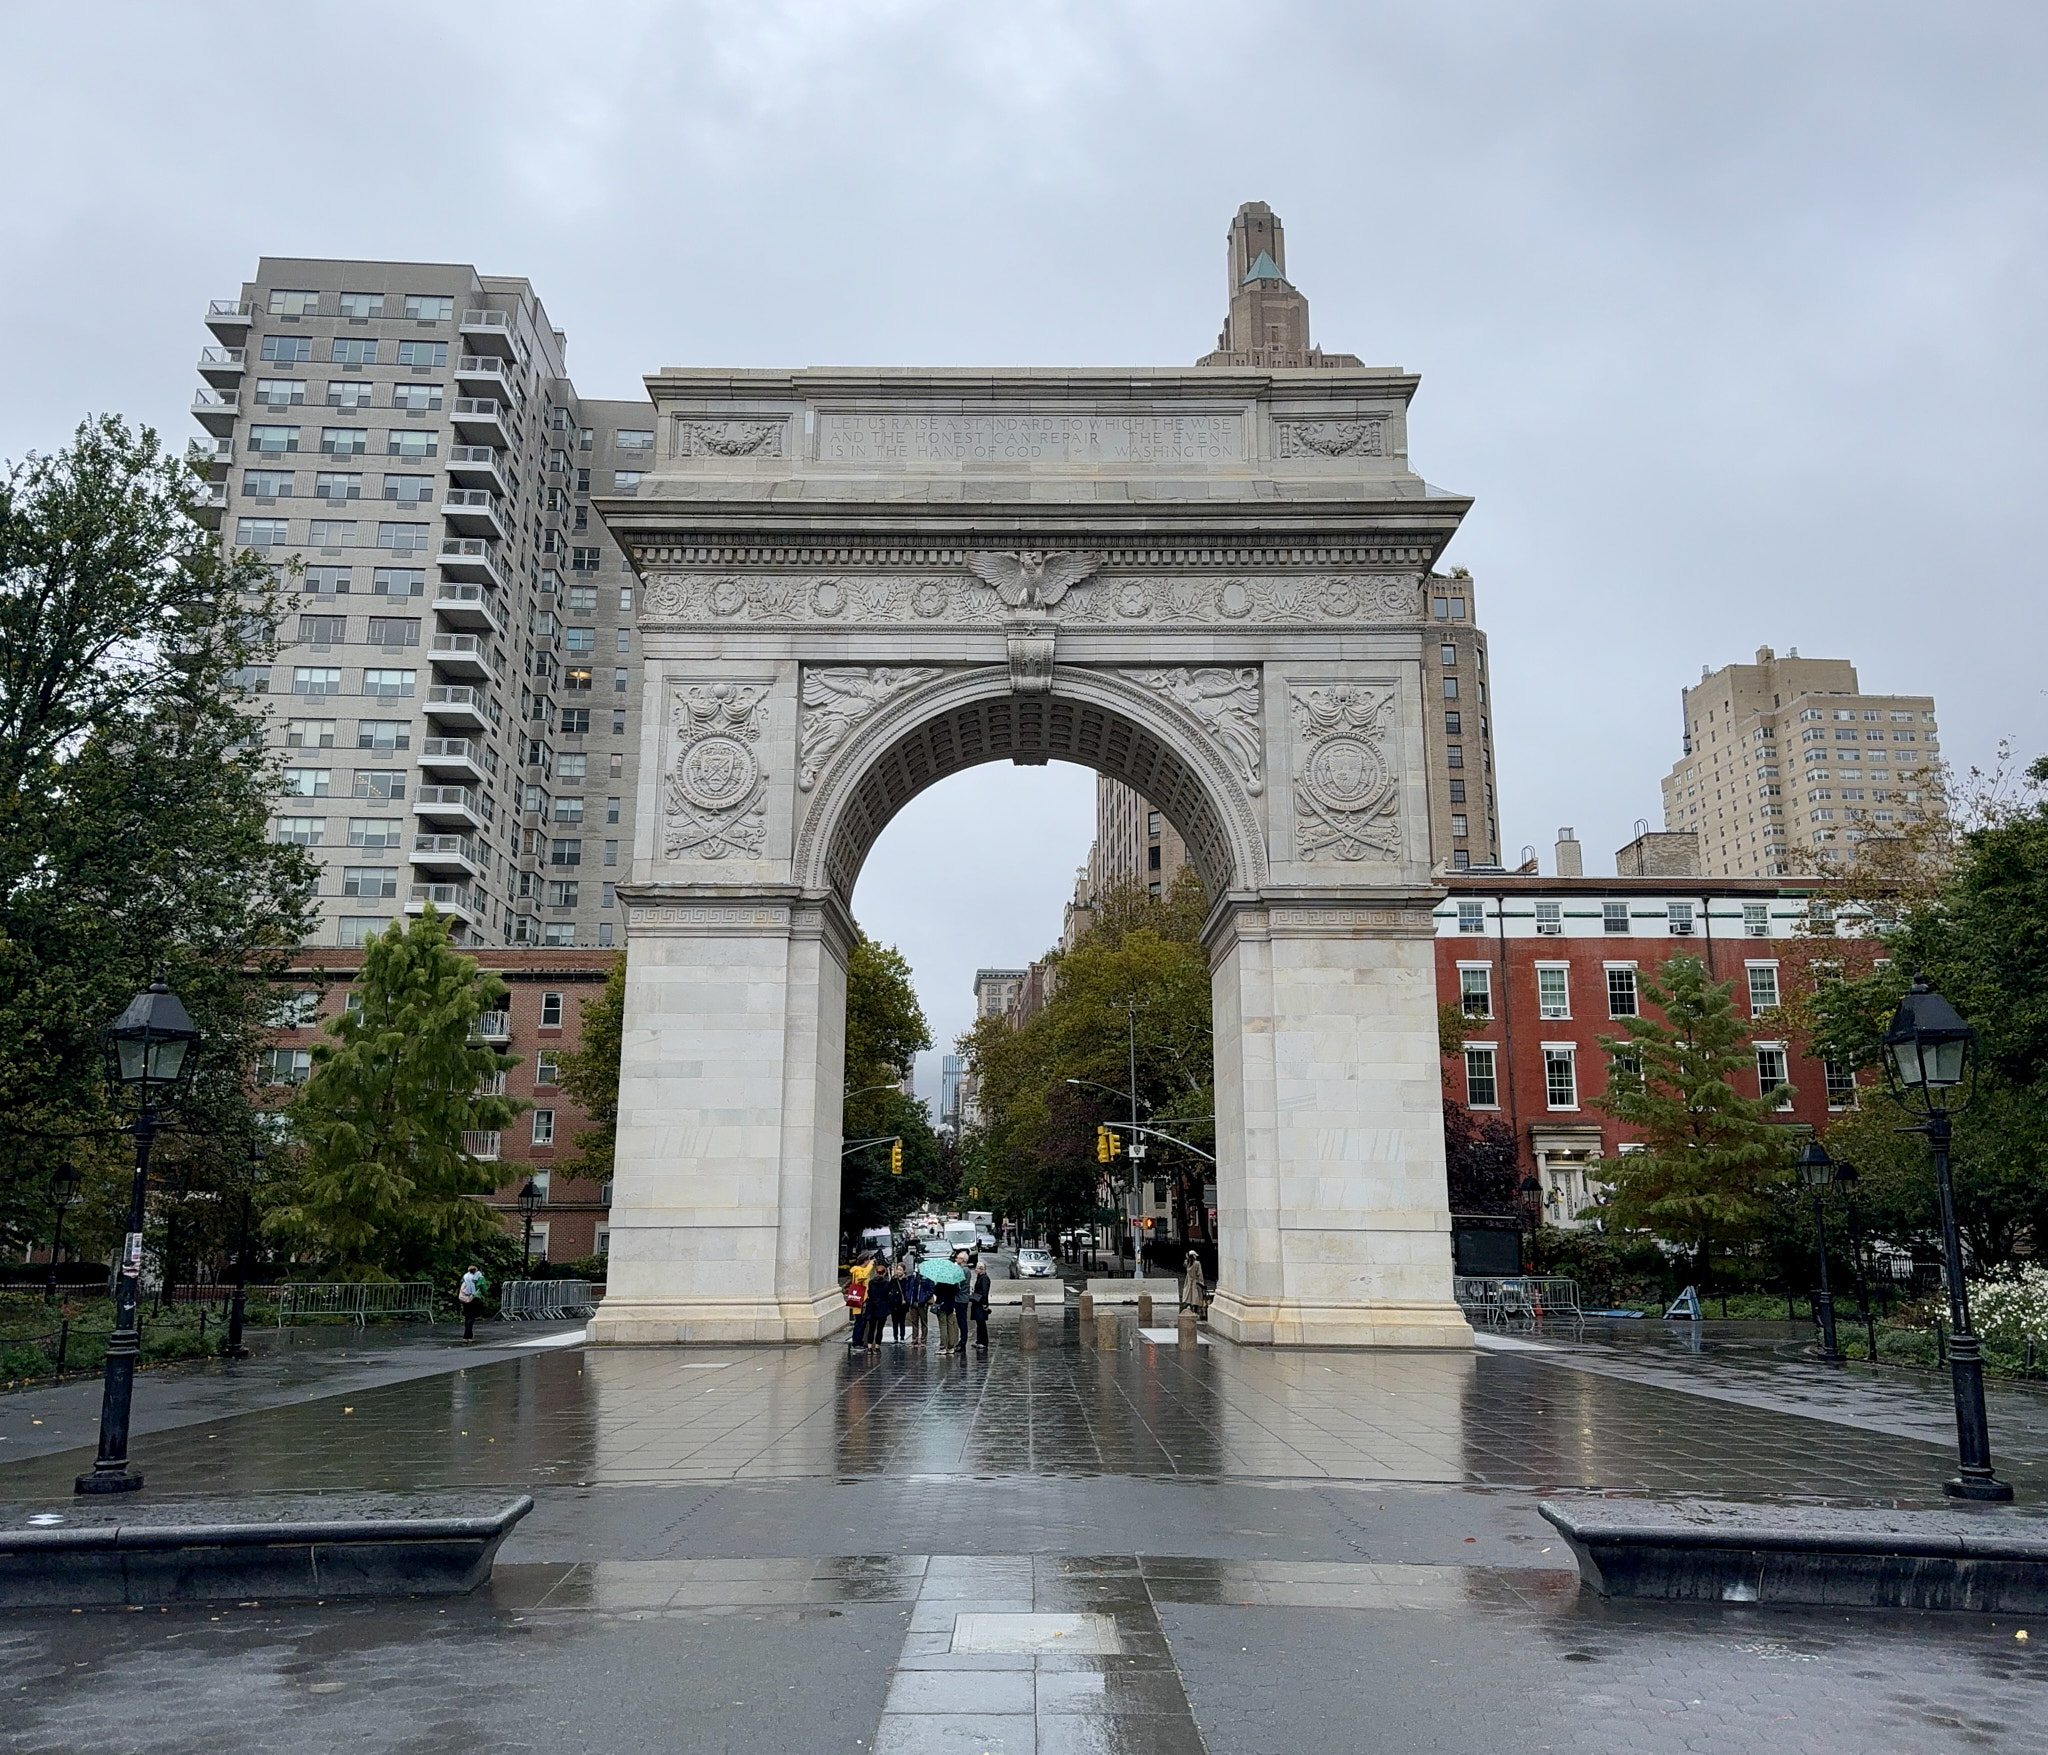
[1444,710,1462,734]
[1451,813,1469,838]
[1445,744,1463,770]
[551,838,582,867]
[612,668,628,694]
[1824,1059,1858,1109]
[285,717,336,749]
[1458,966,1493,1019]
[615,429,655,453]
[556,753,588,782]
[260,335,312,363]
[612,709,627,735]
[248,427,302,461]
[563,667,593,694]
[1457,900,1485,934]
[1461,1046,1499,1108]
[1606,966,1639,1017]
[235,517,288,548]
[1442,676,1459,699]
[597,922,615,947]
[1746,964,1780,1015]
[1667,901,1695,935]
[546,880,579,907]
[351,771,405,800]
[255,378,305,407]
[618,588,633,613]
[382,474,434,504]
[313,471,361,502]
[356,720,409,751]
[240,469,290,500]
[347,817,402,850]
[386,430,438,459]
[1536,966,1570,1019]
[361,668,416,698]
[342,866,397,899]
[570,546,602,571]
[531,1051,560,1089]
[613,470,643,490]
[1448,779,1466,803]
[605,797,620,825]
[297,613,346,649]
[564,626,596,653]
[273,815,324,847]
[1534,900,1561,935]
[321,427,368,457]
[308,519,356,550]
[530,1108,555,1147]
[291,666,343,697]
[1755,1044,1792,1106]
[366,616,420,649]
[337,292,383,319]
[1743,902,1770,938]
[260,1047,313,1086]
[398,340,447,368]
[572,507,589,533]
[553,798,585,826]
[540,991,565,1027]
[1544,1048,1578,1109]
[330,338,377,367]
[603,840,619,867]
[1147,845,1163,871]
[601,882,617,909]
[372,567,425,597]
[391,382,443,412]
[404,294,454,321]
[543,923,577,947]
[337,917,391,948]
[1451,849,1470,871]
[1440,643,1458,666]
[268,289,320,317]
[326,380,375,410]
[376,521,429,553]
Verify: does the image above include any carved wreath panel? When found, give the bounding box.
[1273,418,1388,459]
[640,569,1420,627]
[1289,684,1401,863]
[673,420,785,458]
[665,682,770,860]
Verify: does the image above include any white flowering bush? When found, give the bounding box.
[1968,1265,2048,1352]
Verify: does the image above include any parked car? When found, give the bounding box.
[1011,1247,1057,1279]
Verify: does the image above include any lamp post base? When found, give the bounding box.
[75,1468,145,1496]
[1945,1475,2016,1503]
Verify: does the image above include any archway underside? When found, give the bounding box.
[824,691,1235,903]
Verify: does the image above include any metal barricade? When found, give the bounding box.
[265,1282,438,1328]
[1453,1275,1581,1328]
[498,1280,597,1321]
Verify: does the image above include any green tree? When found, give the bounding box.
[0,416,313,1261]
[839,932,937,1238]
[270,909,525,1277]
[556,958,624,1182]
[1594,955,1796,1287]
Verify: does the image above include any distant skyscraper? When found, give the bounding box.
[1660,647,1941,875]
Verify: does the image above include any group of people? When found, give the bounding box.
[843,1247,991,1354]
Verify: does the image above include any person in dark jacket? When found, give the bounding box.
[969,1259,992,1352]
[950,1250,973,1354]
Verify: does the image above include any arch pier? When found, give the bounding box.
[588,367,1475,1349]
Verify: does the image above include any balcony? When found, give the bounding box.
[424,685,490,731]
[192,480,228,528]
[188,436,235,478]
[431,580,503,635]
[419,737,487,783]
[450,397,508,445]
[455,354,511,397]
[205,299,254,340]
[197,346,245,386]
[191,389,240,434]
[461,1129,502,1161]
[440,487,507,540]
[407,882,482,926]
[413,783,484,831]
[430,633,497,683]
[471,1010,512,1043]
[412,832,486,879]
[438,536,506,589]
[446,444,509,495]
[459,309,516,357]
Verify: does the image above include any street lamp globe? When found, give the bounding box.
[48,1163,82,1209]
[1794,1139,1835,1190]
[102,981,201,1101]
[1881,975,1976,1111]
[518,1179,543,1219]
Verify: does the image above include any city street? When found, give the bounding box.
[6,1315,2048,1753]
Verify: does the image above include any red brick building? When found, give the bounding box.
[1432,875,1881,1223]
[264,947,620,1261]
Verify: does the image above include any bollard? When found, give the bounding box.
[1138,1293,1154,1326]
[1178,1308,1198,1350]
[1078,1291,1094,1325]
[1020,1308,1039,1352]
[1095,1311,1118,1352]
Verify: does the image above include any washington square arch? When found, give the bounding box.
[588,204,1476,1351]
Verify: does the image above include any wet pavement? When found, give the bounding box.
[6,1311,2048,1751]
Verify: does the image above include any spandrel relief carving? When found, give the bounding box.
[665,682,770,860]
[1135,668,1264,796]
[797,667,944,791]
[1290,684,1401,862]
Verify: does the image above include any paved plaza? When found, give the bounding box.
[6,1316,2048,1752]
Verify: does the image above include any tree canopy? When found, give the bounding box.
[839,932,939,1236]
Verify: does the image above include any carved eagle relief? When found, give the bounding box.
[965,550,1106,610]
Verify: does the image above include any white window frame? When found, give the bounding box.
[531,1108,555,1146]
[1745,961,1780,1016]
[1462,1043,1499,1110]
[1604,962,1639,1019]
[1457,962,1493,1020]
[1535,963,1571,1021]
[1754,1042,1793,1109]
[1541,1044,1579,1111]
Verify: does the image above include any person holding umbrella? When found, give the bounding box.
[904,1247,934,1344]
[917,1250,967,1348]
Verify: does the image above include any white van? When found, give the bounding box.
[858,1226,893,1258]
[943,1220,979,1254]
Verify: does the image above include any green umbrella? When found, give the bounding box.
[918,1258,967,1286]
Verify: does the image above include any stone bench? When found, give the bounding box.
[1084,1278,1187,1306]
[1540,1497,2048,1613]
[0,1490,533,1609]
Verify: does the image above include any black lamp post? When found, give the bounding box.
[1834,1164,1880,1364]
[222,1138,263,1360]
[78,981,200,1495]
[1882,973,2011,1501]
[518,1178,543,1266]
[44,1164,82,1304]
[1518,1175,1542,1235]
[1794,1140,1844,1363]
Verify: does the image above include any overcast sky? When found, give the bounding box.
[6,2,2044,1100]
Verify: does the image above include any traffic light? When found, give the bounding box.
[889,1139,903,1175]
[1097,1124,1122,1163]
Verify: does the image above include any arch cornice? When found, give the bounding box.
[792,663,1270,904]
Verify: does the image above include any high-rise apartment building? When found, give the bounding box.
[1659,646,1940,875]
[1421,570,1498,869]
[193,259,652,950]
